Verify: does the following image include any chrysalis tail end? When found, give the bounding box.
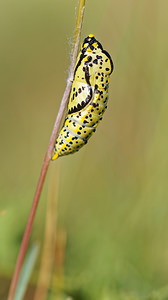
[51,152,59,161]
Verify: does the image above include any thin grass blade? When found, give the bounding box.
[14,243,39,300]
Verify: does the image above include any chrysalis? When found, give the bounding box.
[52,34,113,160]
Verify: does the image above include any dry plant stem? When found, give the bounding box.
[54,229,67,291]
[34,165,59,300]
[7,1,86,299]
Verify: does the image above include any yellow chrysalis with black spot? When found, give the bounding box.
[52,34,114,160]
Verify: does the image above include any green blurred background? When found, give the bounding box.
[1,0,168,299]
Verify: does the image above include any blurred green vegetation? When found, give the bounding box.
[1,0,168,299]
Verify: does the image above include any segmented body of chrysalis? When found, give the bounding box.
[52,34,113,160]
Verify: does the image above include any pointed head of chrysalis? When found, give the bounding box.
[81,34,113,75]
